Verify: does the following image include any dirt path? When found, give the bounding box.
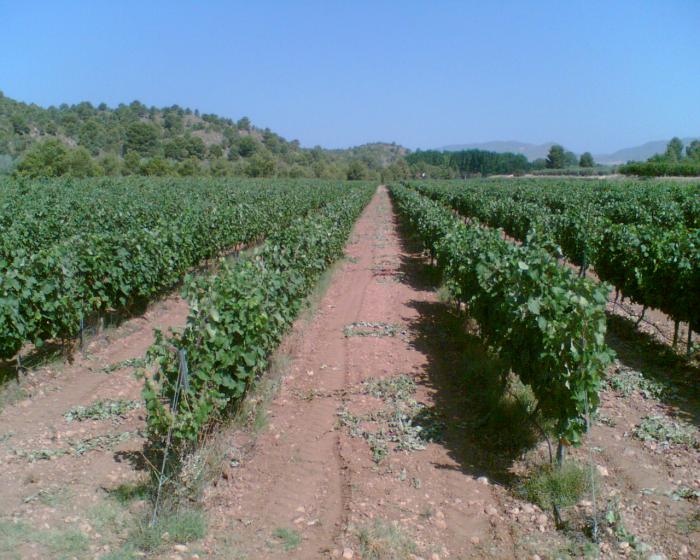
[204,187,515,559]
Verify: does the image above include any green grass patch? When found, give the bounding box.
[45,528,89,558]
[357,520,417,560]
[100,544,140,560]
[0,519,89,560]
[272,527,301,551]
[128,508,206,552]
[108,481,151,505]
[0,520,32,560]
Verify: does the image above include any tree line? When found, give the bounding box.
[620,137,700,177]
[404,145,600,178]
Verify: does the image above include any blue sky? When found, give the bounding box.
[1,1,699,153]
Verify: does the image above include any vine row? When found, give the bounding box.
[142,183,375,450]
[0,178,351,359]
[412,181,700,337]
[390,184,614,446]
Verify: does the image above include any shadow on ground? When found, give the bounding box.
[0,298,153,405]
[393,214,542,487]
[605,314,700,428]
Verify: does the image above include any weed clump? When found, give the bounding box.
[337,375,445,463]
[344,322,401,337]
[633,415,698,447]
[605,367,674,400]
[64,399,141,423]
[101,357,147,374]
[522,462,590,511]
[357,519,417,560]
[109,481,151,505]
[272,527,301,551]
[129,509,206,552]
[363,374,416,401]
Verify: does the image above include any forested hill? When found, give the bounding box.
[0,91,407,179]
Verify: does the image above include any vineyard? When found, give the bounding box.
[410,178,700,349]
[3,1,699,555]
[0,177,360,360]
[0,177,698,559]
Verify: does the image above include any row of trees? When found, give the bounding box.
[539,144,595,169]
[620,137,700,177]
[651,137,700,163]
[405,146,599,178]
[405,149,530,177]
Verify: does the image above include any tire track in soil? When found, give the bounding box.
[206,187,514,559]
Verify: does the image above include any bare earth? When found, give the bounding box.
[0,295,190,558]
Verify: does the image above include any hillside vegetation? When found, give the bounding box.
[0,91,406,180]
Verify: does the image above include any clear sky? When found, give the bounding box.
[2,1,699,153]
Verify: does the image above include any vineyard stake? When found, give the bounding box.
[552,438,566,529]
[79,313,85,353]
[151,349,189,527]
[578,248,587,277]
[584,390,598,542]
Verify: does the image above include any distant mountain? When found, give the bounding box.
[439,138,700,165]
[439,141,556,162]
[593,137,700,164]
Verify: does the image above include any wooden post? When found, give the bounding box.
[553,439,566,529]
[687,329,693,357]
